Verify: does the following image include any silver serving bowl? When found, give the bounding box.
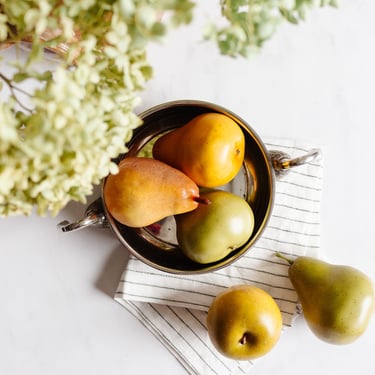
[59,100,320,274]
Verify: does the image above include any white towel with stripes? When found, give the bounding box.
[114,139,323,375]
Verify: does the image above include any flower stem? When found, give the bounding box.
[0,72,33,113]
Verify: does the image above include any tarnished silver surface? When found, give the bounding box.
[269,148,321,179]
[58,198,108,232]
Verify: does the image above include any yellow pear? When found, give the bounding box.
[207,285,283,360]
[103,157,204,227]
[152,112,245,187]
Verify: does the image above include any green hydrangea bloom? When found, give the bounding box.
[0,0,337,216]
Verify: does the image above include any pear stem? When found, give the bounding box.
[239,333,247,345]
[239,332,256,346]
[193,196,211,205]
[275,252,294,265]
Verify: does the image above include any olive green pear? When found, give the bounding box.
[278,254,375,345]
[175,190,254,264]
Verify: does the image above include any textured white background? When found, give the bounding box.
[1,1,375,374]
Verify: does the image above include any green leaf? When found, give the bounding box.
[151,22,166,37]
[12,72,29,83]
[279,8,300,25]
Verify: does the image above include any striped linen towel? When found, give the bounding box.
[114,139,323,375]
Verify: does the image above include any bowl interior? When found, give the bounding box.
[104,101,274,274]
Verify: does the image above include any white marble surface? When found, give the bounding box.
[1,1,375,374]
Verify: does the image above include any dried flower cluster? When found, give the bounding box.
[0,0,336,217]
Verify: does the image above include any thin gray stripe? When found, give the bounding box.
[274,202,320,214]
[289,169,323,179]
[277,191,321,203]
[271,213,320,225]
[120,272,296,303]
[117,288,298,307]
[267,225,320,237]
[239,253,288,264]
[277,180,322,191]
[211,271,296,293]
[123,266,226,289]
[264,143,310,152]
[125,301,193,371]
[119,294,297,320]
[168,306,233,372]
[273,300,298,310]
[121,266,294,295]
[186,309,207,330]
[120,279,216,299]
[231,264,289,279]
[116,291,211,309]
[122,291,210,309]
[250,245,303,258]
[151,304,223,375]
[261,235,320,249]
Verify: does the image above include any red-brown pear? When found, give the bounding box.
[104,157,204,227]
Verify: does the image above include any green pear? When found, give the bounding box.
[278,254,375,344]
[175,190,254,264]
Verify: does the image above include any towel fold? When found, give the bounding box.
[114,138,324,375]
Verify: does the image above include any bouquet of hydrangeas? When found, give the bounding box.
[0,0,337,217]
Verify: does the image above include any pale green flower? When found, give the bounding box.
[0,0,338,216]
[0,13,8,41]
[206,0,339,57]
